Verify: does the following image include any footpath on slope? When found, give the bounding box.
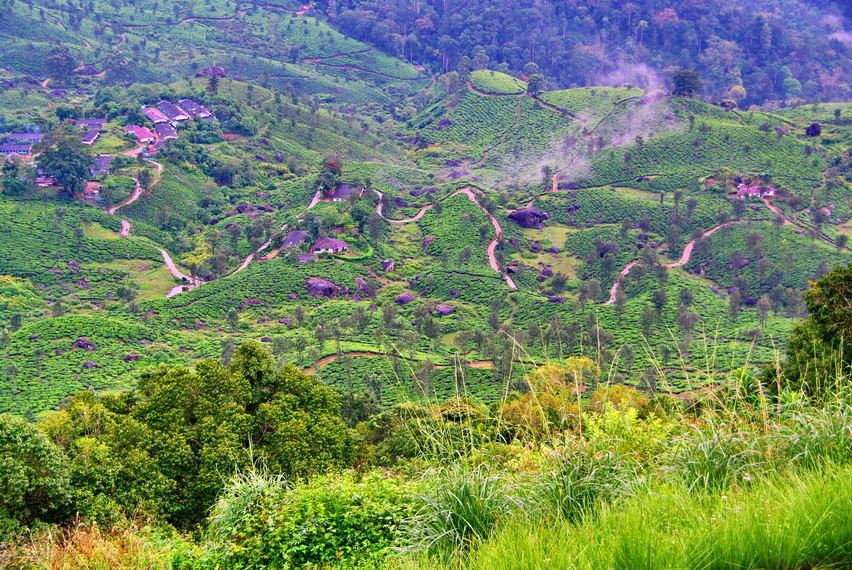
[304,350,496,374]
[603,223,728,305]
[373,188,517,289]
[104,154,203,296]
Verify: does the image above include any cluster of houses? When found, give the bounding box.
[735,182,777,199]
[271,183,375,261]
[123,99,215,150]
[0,132,43,156]
[77,118,107,147]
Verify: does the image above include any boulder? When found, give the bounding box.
[305,277,337,298]
[433,303,455,316]
[257,318,269,323]
[196,66,226,78]
[508,207,550,229]
[261,337,273,343]
[548,246,559,254]
[29,334,41,341]
[529,242,543,253]
[72,337,96,351]
[123,354,140,362]
[541,267,554,277]
[548,296,565,303]
[354,277,373,296]
[395,291,415,305]
[278,318,291,325]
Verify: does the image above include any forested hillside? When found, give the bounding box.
[320,0,851,105]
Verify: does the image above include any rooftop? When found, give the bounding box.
[313,237,349,251]
[142,107,169,123]
[281,230,308,248]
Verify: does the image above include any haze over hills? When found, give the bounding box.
[0,0,850,566]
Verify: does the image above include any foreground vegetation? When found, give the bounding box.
[0,265,850,567]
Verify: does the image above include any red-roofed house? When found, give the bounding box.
[124,125,156,143]
[312,237,349,254]
[142,107,169,124]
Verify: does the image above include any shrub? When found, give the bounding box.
[201,470,416,569]
[401,465,518,562]
[0,414,71,535]
[532,449,633,523]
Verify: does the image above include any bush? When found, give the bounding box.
[200,470,416,569]
[0,414,71,535]
[401,465,518,562]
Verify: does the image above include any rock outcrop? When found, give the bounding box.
[508,207,550,229]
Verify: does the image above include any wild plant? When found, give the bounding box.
[531,446,636,523]
[399,464,520,561]
[206,466,288,543]
[669,413,769,493]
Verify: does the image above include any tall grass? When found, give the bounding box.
[399,465,519,563]
[456,464,852,569]
[206,467,289,543]
[2,519,173,570]
[396,348,852,568]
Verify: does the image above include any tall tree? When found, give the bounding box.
[45,46,75,86]
[36,131,94,198]
[670,69,703,96]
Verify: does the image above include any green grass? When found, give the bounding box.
[539,86,643,130]
[469,70,526,95]
[452,464,852,569]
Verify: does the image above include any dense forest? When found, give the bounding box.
[320,0,851,105]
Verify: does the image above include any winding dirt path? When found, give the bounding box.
[307,188,323,210]
[663,224,727,268]
[762,197,850,252]
[107,185,142,217]
[374,188,516,289]
[305,350,496,374]
[107,158,161,221]
[123,9,245,28]
[313,62,425,81]
[762,197,795,227]
[102,156,204,294]
[161,249,202,297]
[304,47,374,63]
[603,224,728,305]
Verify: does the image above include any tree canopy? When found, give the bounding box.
[772,264,852,396]
[36,131,94,198]
[0,413,72,534]
[41,342,359,527]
